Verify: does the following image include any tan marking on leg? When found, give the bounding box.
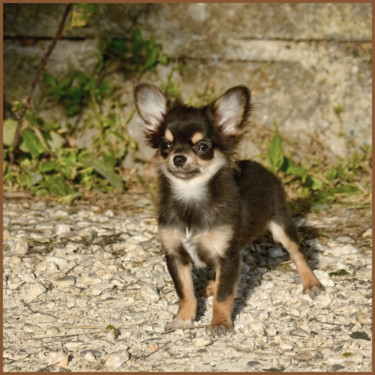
[203,279,215,298]
[165,129,174,143]
[191,131,204,144]
[211,294,234,329]
[268,221,324,293]
[210,265,235,331]
[175,262,197,322]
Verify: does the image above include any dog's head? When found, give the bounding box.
[134,83,250,181]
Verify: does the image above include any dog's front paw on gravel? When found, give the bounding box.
[303,282,325,298]
[207,322,233,337]
[165,318,193,332]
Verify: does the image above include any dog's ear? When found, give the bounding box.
[212,86,250,136]
[134,83,169,133]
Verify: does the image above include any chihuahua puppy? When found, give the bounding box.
[134,83,324,335]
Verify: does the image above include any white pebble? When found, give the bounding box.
[53,276,76,288]
[3,229,14,240]
[23,323,41,333]
[139,282,160,302]
[46,327,60,335]
[24,282,46,302]
[105,350,130,368]
[46,256,69,269]
[362,228,372,238]
[315,292,333,308]
[313,270,335,287]
[13,238,28,255]
[193,336,212,348]
[46,352,69,369]
[328,245,358,256]
[55,224,71,236]
[84,351,97,362]
[355,267,372,279]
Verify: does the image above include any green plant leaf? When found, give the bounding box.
[331,184,360,195]
[349,332,371,341]
[39,161,60,172]
[41,175,73,196]
[283,157,308,178]
[3,119,17,146]
[268,127,284,172]
[309,176,324,191]
[46,131,64,151]
[329,269,350,277]
[43,73,57,87]
[80,153,124,191]
[58,192,82,204]
[326,168,338,181]
[20,129,45,157]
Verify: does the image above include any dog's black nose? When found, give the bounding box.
[173,155,187,167]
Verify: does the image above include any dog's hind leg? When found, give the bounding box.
[268,218,324,297]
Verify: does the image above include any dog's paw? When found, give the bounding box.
[303,282,325,298]
[165,318,193,332]
[207,322,234,337]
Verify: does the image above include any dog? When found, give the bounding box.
[134,83,324,335]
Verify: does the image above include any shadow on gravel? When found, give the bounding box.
[189,224,324,326]
[231,225,324,324]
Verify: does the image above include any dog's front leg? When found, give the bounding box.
[165,253,197,331]
[209,253,241,335]
[159,227,197,331]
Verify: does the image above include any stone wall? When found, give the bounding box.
[3,3,372,163]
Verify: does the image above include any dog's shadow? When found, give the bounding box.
[193,225,322,325]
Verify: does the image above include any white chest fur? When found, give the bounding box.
[182,228,207,268]
[159,225,233,269]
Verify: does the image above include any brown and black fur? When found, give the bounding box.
[134,83,324,335]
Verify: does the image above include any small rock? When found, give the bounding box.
[105,350,130,368]
[84,351,97,362]
[55,224,71,236]
[315,292,333,308]
[23,323,41,333]
[268,247,284,258]
[46,256,69,269]
[13,238,28,255]
[10,256,22,266]
[329,245,358,256]
[107,329,117,343]
[295,351,317,361]
[46,327,60,335]
[193,336,212,348]
[167,303,179,315]
[355,267,372,279]
[53,276,76,288]
[46,352,69,369]
[313,270,335,287]
[3,229,14,240]
[247,320,266,336]
[24,282,47,302]
[362,228,372,238]
[139,282,160,302]
[65,341,83,350]
[354,311,372,325]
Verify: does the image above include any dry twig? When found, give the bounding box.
[10,4,73,164]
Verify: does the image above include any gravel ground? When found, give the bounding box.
[3,194,372,372]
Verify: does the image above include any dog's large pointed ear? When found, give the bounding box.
[211,86,250,136]
[134,83,169,133]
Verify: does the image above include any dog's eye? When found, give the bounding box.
[160,141,173,152]
[194,142,210,152]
